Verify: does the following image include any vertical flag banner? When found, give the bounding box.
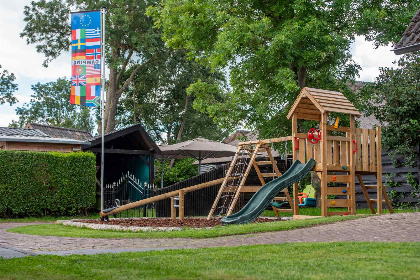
[70,11,101,107]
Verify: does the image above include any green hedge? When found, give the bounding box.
[0,150,96,217]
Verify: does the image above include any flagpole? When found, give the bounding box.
[100,7,106,212]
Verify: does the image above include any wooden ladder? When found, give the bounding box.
[207,143,292,219]
[356,174,394,214]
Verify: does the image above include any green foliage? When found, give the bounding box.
[13,78,95,133]
[117,50,229,143]
[154,158,198,187]
[359,54,420,167]
[0,64,18,105]
[0,150,96,217]
[148,1,417,137]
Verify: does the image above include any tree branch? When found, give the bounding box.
[116,49,134,84]
[116,56,158,98]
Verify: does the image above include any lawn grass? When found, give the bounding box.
[8,215,365,239]
[0,213,100,223]
[0,242,418,279]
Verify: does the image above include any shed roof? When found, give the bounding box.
[287,87,361,120]
[393,7,420,55]
[27,123,92,141]
[84,124,160,153]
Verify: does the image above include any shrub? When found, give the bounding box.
[0,150,96,217]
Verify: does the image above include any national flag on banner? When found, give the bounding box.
[86,38,101,49]
[86,64,101,75]
[86,48,101,60]
[86,28,101,39]
[86,75,100,85]
[70,10,101,107]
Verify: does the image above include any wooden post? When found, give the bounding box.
[349,115,356,215]
[292,114,299,215]
[170,196,176,220]
[376,126,383,214]
[320,112,328,217]
[179,189,185,220]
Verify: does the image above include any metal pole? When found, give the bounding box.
[100,8,106,211]
[161,158,164,188]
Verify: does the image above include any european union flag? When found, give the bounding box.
[71,11,101,30]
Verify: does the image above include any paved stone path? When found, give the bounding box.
[1,212,419,258]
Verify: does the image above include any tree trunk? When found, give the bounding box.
[298,66,306,89]
[168,95,190,168]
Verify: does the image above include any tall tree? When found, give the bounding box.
[149,0,418,137]
[117,50,229,143]
[358,54,420,167]
[0,65,18,106]
[14,78,95,133]
[21,0,166,134]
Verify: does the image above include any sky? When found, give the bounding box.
[0,0,401,127]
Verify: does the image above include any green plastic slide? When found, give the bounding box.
[221,158,316,225]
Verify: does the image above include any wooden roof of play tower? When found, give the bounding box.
[287,87,361,120]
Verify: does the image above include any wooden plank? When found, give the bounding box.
[295,103,319,110]
[321,113,328,216]
[355,128,362,170]
[340,141,347,166]
[256,161,274,165]
[299,138,305,162]
[170,197,176,220]
[312,95,354,105]
[376,126,383,214]
[179,189,185,220]
[261,173,278,178]
[349,115,356,215]
[326,125,350,133]
[293,132,308,138]
[333,141,339,165]
[294,108,322,115]
[321,106,361,116]
[327,175,351,183]
[327,199,350,208]
[266,147,282,177]
[296,113,321,121]
[251,150,266,185]
[237,136,293,146]
[309,90,349,99]
[327,187,350,195]
[273,197,288,201]
[362,129,369,171]
[314,164,349,171]
[292,114,299,215]
[328,136,349,142]
[314,141,320,163]
[306,138,313,160]
[224,186,263,193]
[356,174,375,214]
[327,211,351,216]
[306,87,345,96]
[382,188,394,213]
[369,129,376,172]
[327,140,333,164]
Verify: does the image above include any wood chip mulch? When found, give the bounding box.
[75,217,279,228]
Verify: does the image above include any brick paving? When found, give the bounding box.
[0,212,419,257]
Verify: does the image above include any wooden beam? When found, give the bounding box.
[376,126,383,214]
[101,177,233,217]
[179,189,185,220]
[349,115,356,215]
[327,199,350,208]
[321,113,328,217]
[292,114,299,216]
[326,125,350,133]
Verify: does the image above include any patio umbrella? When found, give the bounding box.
[158,137,237,174]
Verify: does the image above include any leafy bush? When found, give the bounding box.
[0,150,96,217]
[154,158,198,187]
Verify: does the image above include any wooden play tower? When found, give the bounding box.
[208,87,393,219]
[287,87,393,216]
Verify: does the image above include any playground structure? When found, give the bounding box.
[100,87,393,221]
